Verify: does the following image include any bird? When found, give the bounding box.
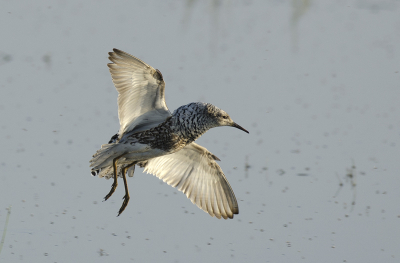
[90,49,249,219]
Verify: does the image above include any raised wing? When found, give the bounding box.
[108,49,171,136]
[138,143,239,219]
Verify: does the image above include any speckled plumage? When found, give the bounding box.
[91,103,227,176]
[134,102,224,150]
[90,49,248,219]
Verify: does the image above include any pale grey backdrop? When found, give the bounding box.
[0,0,399,262]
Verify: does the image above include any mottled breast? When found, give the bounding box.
[126,121,188,153]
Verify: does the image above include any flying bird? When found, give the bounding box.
[90,49,248,219]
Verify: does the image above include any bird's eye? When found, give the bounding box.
[222,115,228,119]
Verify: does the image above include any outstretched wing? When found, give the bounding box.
[108,49,171,135]
[138,143,239,219]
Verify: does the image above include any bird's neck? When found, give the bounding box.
[169,113,215,144]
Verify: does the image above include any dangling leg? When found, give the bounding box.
[104,154,125,201]
[117,161,137,216]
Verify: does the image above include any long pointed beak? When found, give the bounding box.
[232,122,249,134]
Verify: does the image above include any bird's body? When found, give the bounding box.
[90,49,248,219]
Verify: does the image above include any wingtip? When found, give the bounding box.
[109,49,123,58]
[226,210,238,219]
[233,207,239,215]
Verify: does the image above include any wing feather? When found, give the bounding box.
[108,49,171,135]
[139,143,239,219]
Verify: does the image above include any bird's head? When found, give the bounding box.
[172,102,249,135]
[204,103,249,134]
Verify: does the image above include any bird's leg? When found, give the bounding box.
[104,155,125,201]
[117,161,137,216]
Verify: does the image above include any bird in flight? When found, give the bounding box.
[90,49,248,219]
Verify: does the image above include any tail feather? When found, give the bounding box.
[90,143,126,171]
[90,133,142,179]
[91,164,136,179]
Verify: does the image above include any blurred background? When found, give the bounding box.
[0,0,399,262]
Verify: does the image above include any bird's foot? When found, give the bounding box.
[103,182,117,201]
[117,194,130,216]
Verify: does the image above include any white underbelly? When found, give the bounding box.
[119,146,167,163]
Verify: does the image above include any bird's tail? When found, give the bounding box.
[89,143,127,173]
[91,165,135,179]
